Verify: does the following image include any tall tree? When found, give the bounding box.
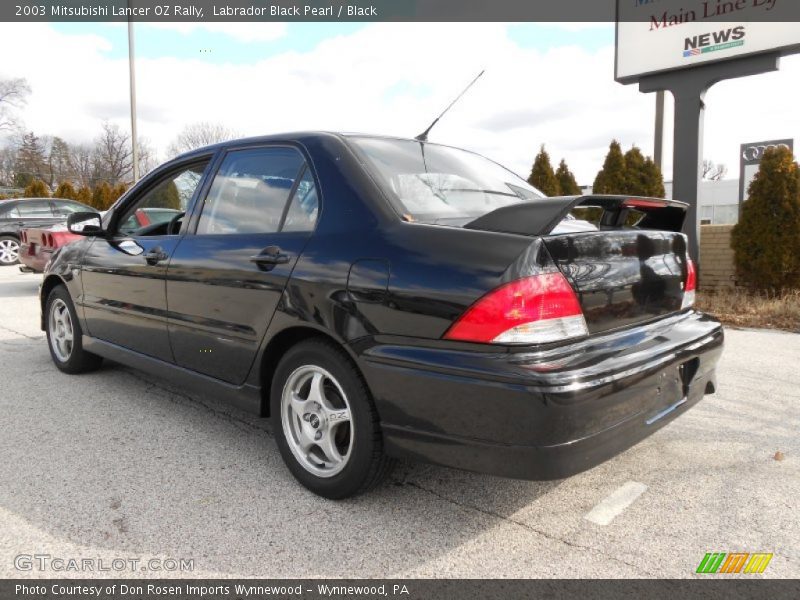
[0,78,30,132]
[149,181,181,210]
[23,179,50,198]
[731,146,800,291]
[622,146,665,197]
[593,140,626,194]
[53,181,78,200]
[641,156,666,198]
[527,145,561,196]
[555,159,581,195]
[75,185,93,206]
[168,122,239,157]
[46,137,73,188]
[13,132,47,187]
[623,146,648,195]
[91,181,114,210]
[111,182,129,203]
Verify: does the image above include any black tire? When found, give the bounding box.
[0,235,20,266]
[270,339,394,499]
[45,285,103,374]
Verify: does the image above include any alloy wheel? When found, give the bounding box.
[49,298,74,362]
[0,238,19,264]
[281,365,353,478]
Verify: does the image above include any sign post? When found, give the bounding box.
[615,0,800,276]
[638,54,780,264]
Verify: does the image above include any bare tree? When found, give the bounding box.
[0,78,31,132]
[0,146,17,186]
[702,160,728,181]
[136,138,158,179]
[68,144,96,188]
[167,121,238,157]
[92,122,134,184]
[92,122,158,185]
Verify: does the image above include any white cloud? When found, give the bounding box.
[0,22,798,187]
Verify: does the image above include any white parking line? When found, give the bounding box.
[584,481,648,526]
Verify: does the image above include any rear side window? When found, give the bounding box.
[0,204,19,218]
[281,169,319,233]
[197,147,306,235]
[52,201,89,217]
[15,200,53,217]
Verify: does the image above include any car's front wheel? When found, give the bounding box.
[271,339,394,498]
[0,235,20,265]
[45,285,103,374]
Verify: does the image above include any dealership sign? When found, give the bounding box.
[739,138,794,203]
[616,0,800,81]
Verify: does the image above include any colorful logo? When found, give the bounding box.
[683,26,746,58]
[683,40,745,58]
[696,553,773,574]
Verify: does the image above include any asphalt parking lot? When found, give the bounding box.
[0,265,797,579]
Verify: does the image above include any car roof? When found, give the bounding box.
[0,197,52,203]
[172,131,457,160]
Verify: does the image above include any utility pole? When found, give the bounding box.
[128,11,140,183]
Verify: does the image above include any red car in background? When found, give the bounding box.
[19,225,81,273]
[19,207,180,273]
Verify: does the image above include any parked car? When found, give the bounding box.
[20,207,177,273]
[19,225,80,273]
[40,133,723,498]
[0,198,97,266]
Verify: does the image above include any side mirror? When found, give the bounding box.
[67,212,104,236]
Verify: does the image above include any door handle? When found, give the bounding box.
[143,248,169,265]
[250,246,290,266]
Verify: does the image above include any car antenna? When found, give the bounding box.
[415,70,485,142]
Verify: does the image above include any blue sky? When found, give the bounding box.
[51,22,615,66]
[52,22,370,64]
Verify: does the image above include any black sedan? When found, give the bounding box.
[0,197,97,265]
[41,133,723,498]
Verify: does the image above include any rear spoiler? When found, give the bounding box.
[464,195,688,236]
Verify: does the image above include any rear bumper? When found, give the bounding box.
[358,311,723,480]
[19,243,51,273]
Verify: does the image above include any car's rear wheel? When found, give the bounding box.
[0,235,20,265]
[271,339,394,499]
[46,286,103,374]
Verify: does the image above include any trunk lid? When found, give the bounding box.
[542,229,688,334]
[466,195,692,334]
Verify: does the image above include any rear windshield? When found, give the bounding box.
[349,137,545,225]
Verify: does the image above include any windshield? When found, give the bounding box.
[349,137,545,225]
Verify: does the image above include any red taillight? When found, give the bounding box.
[624,198,668,209]
[682,258,697,309]
[443,272,589,345]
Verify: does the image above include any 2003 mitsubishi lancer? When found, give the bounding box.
[41,132,723,498]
